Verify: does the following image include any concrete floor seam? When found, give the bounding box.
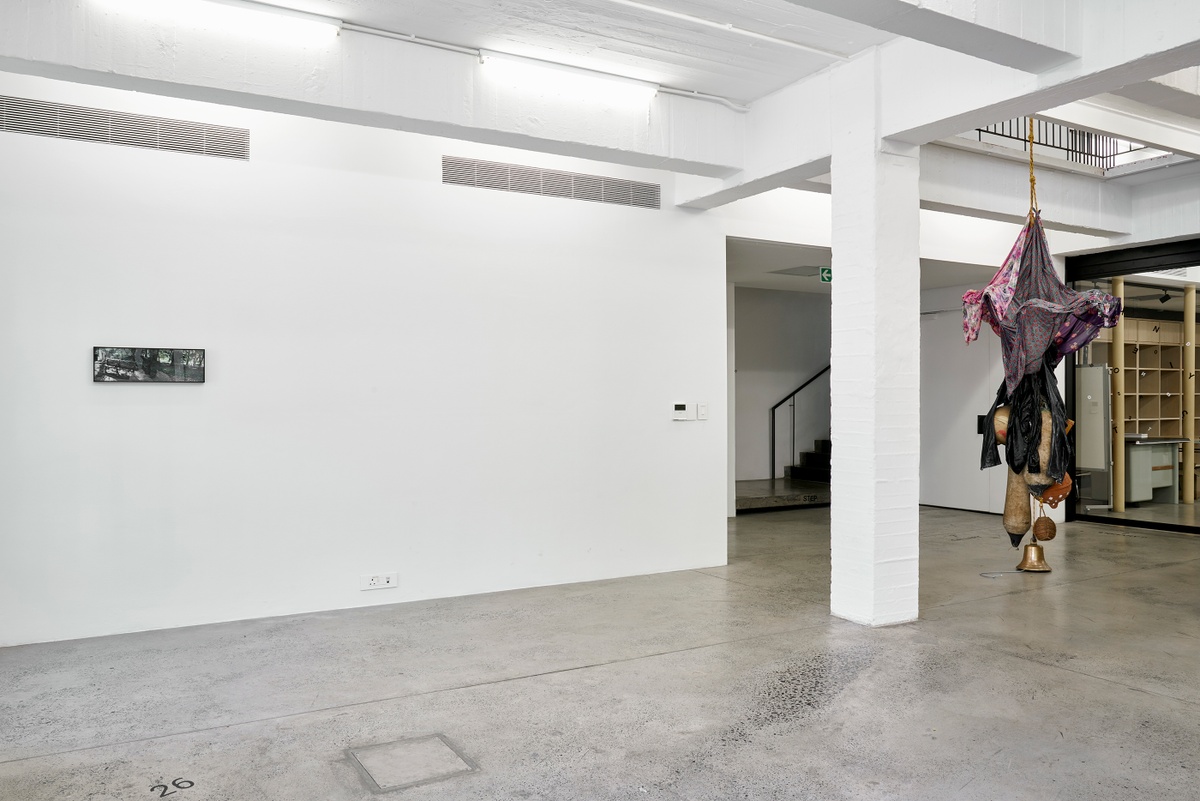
[689,567,824,598]
[0,619,843,768]
[989,647,1200,708]
[716,547,1192,615]
[918,557,1200,615]
[6,507,1199,800]
[919,621,1200,708]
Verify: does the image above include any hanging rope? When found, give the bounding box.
[1028,116,1039,218]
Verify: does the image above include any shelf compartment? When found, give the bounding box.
[1160,321,1183,345]
[1138,394,1160,419]
[1087,341,1111,367]
[1138,369,1161,394]
[1162,394,1182,420]
[1137,320,1161,343]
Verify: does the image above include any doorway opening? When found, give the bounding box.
[1066,238,1200,532]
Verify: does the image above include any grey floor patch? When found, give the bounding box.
[348,734,478,792]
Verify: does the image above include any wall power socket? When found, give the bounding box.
[360,572,399,590]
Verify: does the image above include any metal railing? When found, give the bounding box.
[768,364,830,480]
[977,117,1145,170]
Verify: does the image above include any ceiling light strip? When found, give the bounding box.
[597,0,851,59]
[341,24,750,112]
[480,50,660,93]
[205,0,342,27]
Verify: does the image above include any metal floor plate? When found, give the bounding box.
[348,734,478,793]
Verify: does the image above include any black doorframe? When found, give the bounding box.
[1067,238,1200,281]
[1064,237,1200,533]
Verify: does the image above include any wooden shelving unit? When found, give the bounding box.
[1094,320,1185,437]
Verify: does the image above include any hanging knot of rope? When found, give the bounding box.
[1028,117,1039,218]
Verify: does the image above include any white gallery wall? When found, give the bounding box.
[920,285,1007,513]
[919,252,1076,523]
[733,288,832,481]
[0,72,729,646]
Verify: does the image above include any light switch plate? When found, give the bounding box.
[672,402,696,421]
[361,572,399,590]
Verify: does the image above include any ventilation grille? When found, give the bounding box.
[443,156,660,209]
[0,96,250,160]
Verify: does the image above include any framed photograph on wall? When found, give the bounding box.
[93,348,205,383]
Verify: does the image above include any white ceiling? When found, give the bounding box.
[9,0,1199,292]
[305,0,893,102]
[284,2,1198,291]
[726,237,999,294]
[293,2,1200,125]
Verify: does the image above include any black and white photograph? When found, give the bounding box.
[93,347,205,383]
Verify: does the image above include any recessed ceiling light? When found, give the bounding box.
[95,0,342,44]
[479,51,659,106]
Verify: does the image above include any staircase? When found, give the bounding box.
[786,438,832,483]
[736,364,831,513]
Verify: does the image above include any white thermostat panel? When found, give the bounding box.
[673,403,697,421]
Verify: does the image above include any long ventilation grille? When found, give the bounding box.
[0,96,250,160]
[442,156,660,209]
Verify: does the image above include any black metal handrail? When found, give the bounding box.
[769,364,830,480]
[976,117,1145,171]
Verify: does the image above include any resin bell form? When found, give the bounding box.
[1016,542,1051,572]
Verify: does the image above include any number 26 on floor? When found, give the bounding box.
[150,778,194,797]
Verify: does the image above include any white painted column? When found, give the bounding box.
[829,50,921,626]
[728,282,738,518]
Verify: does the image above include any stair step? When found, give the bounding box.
[786,465,831,483]
[813,439,832,454]
[798,451,830,469]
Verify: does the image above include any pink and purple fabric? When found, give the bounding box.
[963,214,1121,394]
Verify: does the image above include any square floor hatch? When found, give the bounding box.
[348,734,478,792]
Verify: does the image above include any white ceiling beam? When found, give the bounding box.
[919,144,1131,236]
[676,73,832,208]
[4,0,1198,224]
[683,4,1200,211]
[676,159,830,210]
[1038,96,1200,161]
[1123,170,1200,245]
[0,0,744,178]
[781,0,1079,72]
[789,144,1131,237]
[1111,67,1200,119]
[881,0,1200,148]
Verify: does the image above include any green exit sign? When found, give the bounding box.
[819,267,832,283]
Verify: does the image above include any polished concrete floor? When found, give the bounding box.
[735,477,830,510]
[2,508,1199,800]
[1080,498,1200,528]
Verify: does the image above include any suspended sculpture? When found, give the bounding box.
[962,119,1122,569]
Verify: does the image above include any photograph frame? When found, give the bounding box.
[93,347,206,383]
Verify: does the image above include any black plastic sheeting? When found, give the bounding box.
[981,352,1070,480]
